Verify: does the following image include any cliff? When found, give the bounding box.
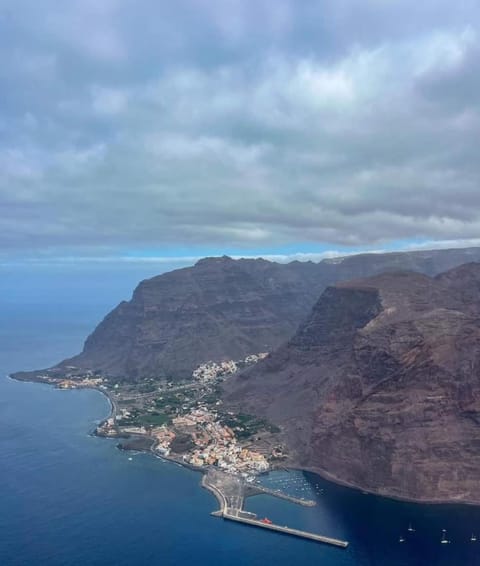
[14,246,480,382]
[223,263,480,503]
[56,256,327,380]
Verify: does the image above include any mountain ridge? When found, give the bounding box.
[13,246,480,383]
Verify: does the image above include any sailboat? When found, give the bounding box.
[399,535,405,543]
[407,523,415,533]
[441,529,450,544]
[470,533,477,542]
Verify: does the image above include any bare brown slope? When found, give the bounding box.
[59,256,327,380]
[223,263,480,503]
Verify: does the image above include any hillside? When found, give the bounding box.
[223,263,480,503]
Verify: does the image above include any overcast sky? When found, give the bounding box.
[1,0,480,269]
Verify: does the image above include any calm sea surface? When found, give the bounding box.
[2,303,480,565]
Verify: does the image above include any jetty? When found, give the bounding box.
[248,484,316,507]
[203,468,349,549]
[221,509,349,548]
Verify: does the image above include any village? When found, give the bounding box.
[91,352,283,477]
[31,352,283,477]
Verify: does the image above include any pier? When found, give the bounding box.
[221,509,349,548]
[247,484,316,507]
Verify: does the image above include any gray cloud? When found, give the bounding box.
[1,1,480,259]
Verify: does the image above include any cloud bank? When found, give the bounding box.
[1,0,479,261]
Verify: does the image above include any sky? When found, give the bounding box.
[1,0,480,280]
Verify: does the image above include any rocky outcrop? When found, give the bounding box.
[223,263,480,503]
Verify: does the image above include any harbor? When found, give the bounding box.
[203,468,349,549]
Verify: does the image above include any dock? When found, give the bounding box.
[220,509,349,548]
[247,484,316,507]
[203,469,349,549]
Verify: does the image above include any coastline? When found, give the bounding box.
[10,373,217,477]
[85,381,209,475]
[287,463,480,508]
[9,372,480,509]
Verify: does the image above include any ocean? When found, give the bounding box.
[2,301,480,565]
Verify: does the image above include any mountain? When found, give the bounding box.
[56,256,327,380]
[223,262,480,503]
[14,246,480,382]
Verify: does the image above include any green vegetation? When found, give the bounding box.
[201,384,222,405]
[219,412,280,439]
[266,423,281,434]
[138,382,157,393]
[155,392,185,408]
[117,408,171,427]
[137,412,171,426]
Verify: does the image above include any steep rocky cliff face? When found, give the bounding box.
[23,246,480,382]
[61,256,327,379]
[223,263,480,503]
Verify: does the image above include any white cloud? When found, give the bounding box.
[413,27,477,76]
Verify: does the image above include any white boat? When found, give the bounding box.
[471,533,477,542]
[407,523,415,533]
[441,529,450,544]
[399,536,405,543]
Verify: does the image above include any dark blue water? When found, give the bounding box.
[2,303,480,565]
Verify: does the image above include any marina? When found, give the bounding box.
[203,468,348,549]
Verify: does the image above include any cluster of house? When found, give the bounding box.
[191,352,269,383]
[97,417,118,437]
[92,354,274,476]
[244,352,269,364]
[57,377,104,389]
[192,360,238,382]
[186,441,269,475]
[96,403,270,475]
[152,427,176,454]
[173,408,269,474]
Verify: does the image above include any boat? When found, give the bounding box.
[399,536,405,543]
[471,534,477,542]
[407,523,415,533]
[441,529,450,544]
[260,517,273,525]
